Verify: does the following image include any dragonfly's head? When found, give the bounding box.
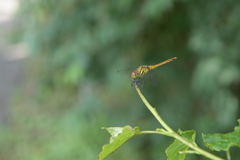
[131,71,138,78]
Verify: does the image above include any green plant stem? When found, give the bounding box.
[226,150,231,160]
[179,150,200,154]
[139,130,172,137]
[135,86,224,160]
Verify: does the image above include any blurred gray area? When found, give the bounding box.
[0,0,27,123]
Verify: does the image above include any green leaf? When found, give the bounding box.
[166,130,196,160]
[234,119,240,131]
[98,126,140,160]
[141,0,174,18]
[202,119,240,151]
[63,62,84,85]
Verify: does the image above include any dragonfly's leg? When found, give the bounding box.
[131,78,137,88]
[132,77,145,88]
[131,78,141,88]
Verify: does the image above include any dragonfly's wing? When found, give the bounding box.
[148,70,158,86]
[117,66,138,73]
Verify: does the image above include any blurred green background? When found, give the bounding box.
[1,0,240,159]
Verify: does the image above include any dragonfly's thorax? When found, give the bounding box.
[131,66,151,78]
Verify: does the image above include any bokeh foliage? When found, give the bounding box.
[0,0,240,159]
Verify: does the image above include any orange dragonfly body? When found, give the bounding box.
[130,57,177,87]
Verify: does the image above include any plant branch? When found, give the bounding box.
[139,130,172,137]
[226,150,231,160]
[179,150,200,154]
[134,86,224,160]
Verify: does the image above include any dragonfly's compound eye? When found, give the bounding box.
[131,72,137,78]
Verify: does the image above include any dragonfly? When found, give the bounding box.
[118,57,177,88]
